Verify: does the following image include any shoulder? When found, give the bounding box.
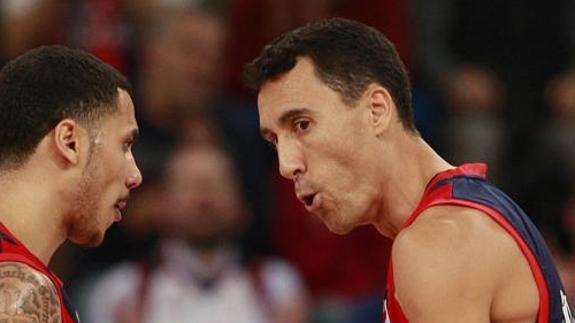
[392,205,501,289]
[0,261,62,322]
[391,205,519,321]
[394,204,517,262]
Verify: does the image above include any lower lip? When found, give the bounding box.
[305,193,322,213]
[114,207,122,222]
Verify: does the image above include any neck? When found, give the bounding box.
[373,132,453,238]
[0,170,67,265]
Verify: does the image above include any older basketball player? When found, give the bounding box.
[244,18,574,323]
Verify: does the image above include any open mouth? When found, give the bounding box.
[302,194,315,207]
[112,200,128,222]
[297,192,317,209]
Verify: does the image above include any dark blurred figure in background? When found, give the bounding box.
[81,143,309,323]
[528,70,575,303]
[0,0,131,72]
[74,4,231,281]
[225,0,411,98]
[554,198,575,303]
[412,0,575,189]
[133,6,227,178]
[412,0,575,302]
[128,3,274,261]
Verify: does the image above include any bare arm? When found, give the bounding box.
[0,261,62,323]
[392,206,538,323]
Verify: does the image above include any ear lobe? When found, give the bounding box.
[367,85,394,135]
[53,119,82,165]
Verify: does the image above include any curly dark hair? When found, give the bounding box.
[0,45,132,169]
[243,17,414,131]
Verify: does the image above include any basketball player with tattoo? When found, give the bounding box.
[0,45,142,322]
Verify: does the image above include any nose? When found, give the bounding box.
[126,159,143,190]
[277,139,305,180]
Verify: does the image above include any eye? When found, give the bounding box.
[123,139,134,151]
[294,119,311,132]
[265,135,278,150]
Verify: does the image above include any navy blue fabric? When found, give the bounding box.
[62,291,81,323]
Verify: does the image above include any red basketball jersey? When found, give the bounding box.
[0,223,80,323]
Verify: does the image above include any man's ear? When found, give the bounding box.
[366,84,395,136]
[52,119,83,166]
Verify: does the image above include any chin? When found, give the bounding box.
[84,234,105,247]
[324,218,355,235]
[318,209,356,235]
[327,226,354,235]
[69,230,105,247]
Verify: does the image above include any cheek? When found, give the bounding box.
[313,118,367,170]
[310,146,372,217]
[109,154,129,183]
[94,156,127,204]
[312,140,362,184]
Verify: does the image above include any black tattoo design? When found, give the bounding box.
[0,262,61,322]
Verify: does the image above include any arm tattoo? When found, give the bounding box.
[0,262,62,323]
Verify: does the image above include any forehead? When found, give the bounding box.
[257,57,342,128]
[259,57,319,106]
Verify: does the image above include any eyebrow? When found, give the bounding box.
[259,108,312,140]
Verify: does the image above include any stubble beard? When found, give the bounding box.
[67,147,105,247]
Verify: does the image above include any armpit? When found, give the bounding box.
[0,261,62,323]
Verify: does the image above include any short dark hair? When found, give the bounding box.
[0,45,132,169]
[243,17,415,131]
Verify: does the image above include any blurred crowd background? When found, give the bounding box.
[1,0,575,322]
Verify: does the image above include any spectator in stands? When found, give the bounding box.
[82,143,309,323]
